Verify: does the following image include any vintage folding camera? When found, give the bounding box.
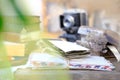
[59,9,88,42]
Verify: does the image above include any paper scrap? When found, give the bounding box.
[49,40,89,53]
[107,45,120,62]
[69,56,115,71]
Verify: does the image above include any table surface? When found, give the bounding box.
[13,57,120,80]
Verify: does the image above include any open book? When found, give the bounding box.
[49,40,90,58]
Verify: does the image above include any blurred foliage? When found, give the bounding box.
[0,12,3,32]
[0,0,70,80]
[0,0,30,80]
[9,0,29,25]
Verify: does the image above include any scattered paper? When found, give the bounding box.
[69,56,115,71]
[49,40,89,53]
[25,52,68,68]
[107,45,120,62]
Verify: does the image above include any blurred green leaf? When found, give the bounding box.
[9,0,29,25]
[0,12,3,32]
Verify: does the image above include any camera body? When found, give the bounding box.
[59,9,88,42]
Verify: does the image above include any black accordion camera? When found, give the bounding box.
[59,9,88,42]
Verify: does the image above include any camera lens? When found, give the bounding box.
[63,15,74,28]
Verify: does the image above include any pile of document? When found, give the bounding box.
[49,40,115,71]
[49,40,90,59]
[11,40,115,72]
